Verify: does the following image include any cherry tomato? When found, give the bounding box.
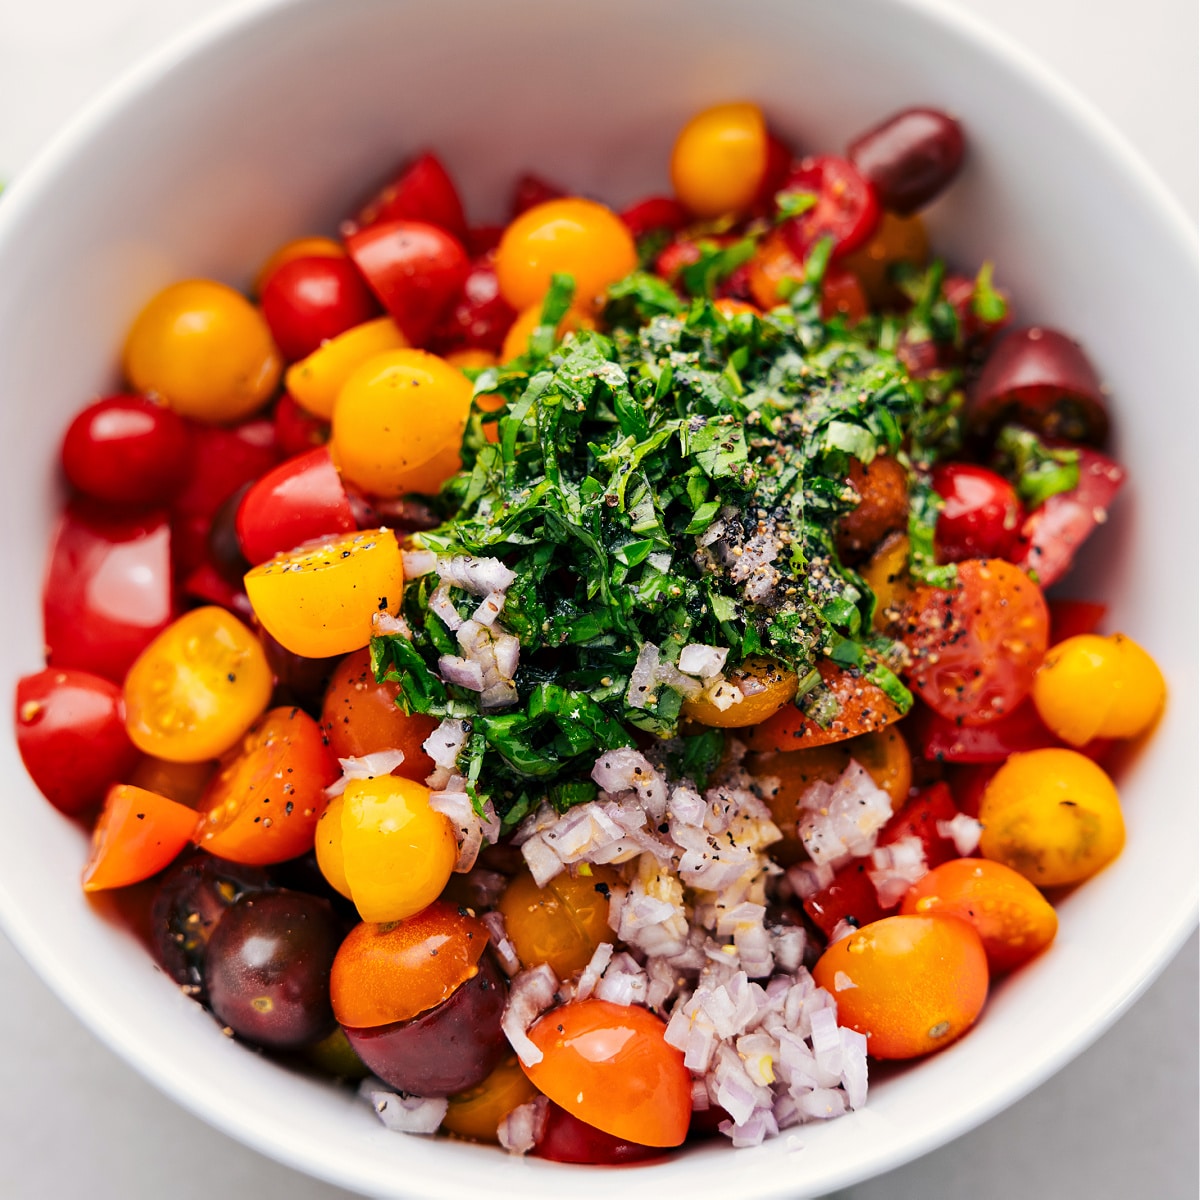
[521,999,691,1147]
[536,1101,662,1164]
[669,102,768,219]
[1033,633,1165,746]
[744,658,905,752]
[15,668,140,816]
[779,156,880,261]
[273,392,329,458]
[847,108,965,216]
[510,173,565,218]
[897,558,1049,725]
[803,860,889,938]
[840,212,929,308]
[60,394,189,507]
[331,349,474,497]
[344,220,470,346]
[285,316,408,420]
[836,454,909,562]
[43,502,175,682]
[123,279,282,423]
[931,463,1023,563]
[430,256,517,356]
[319,646,438,780]
[901,859,1058,973]
[978,748,1124,886]
[746,229,870,318]
[303,1026,370,1080]
[244,528,403,659]
[820,266,869,324]
[814,915,988,1059]
[618,195,689,240]
[123,607,273,762]
[127,756,216,808]
[498,866,618,978]
[442,1056,541,1144]
[876,782,961,869]
[681,656,798,729]
[349,151,468,241]
[943,271,1012,347]
[499,303,595,364]
[194,706,337,864]
[495,198,637,312]
[860,531,913,630]
[181,563,254,622]
[260,255,379,362]
[1048,599,1106,645]
[253,236,345,295]
[909,698,1062,764]
[82,784,199,892]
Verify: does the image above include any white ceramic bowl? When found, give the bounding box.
[0,1,1195,1196]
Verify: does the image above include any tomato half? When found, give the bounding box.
[931,463,1023,563]
[779,156,880,260]
[82,784,198,892]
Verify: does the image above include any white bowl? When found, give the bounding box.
[0,1,1195,1196]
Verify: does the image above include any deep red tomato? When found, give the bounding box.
[273,393,329,458]
[61,395,189,506]
[749,131,795,215]
[1048,598,1106,645]
[466,224,505,257]
[876,781,961,868]
[618,195,690,240]
[535,1101,663,1165]
[943,273,1011,346]
[259,255,379,362]
[43,502,175,682]
[803,859,888,938]
[234,446,357,565]
[654,237,703,284]
[15,668,140,816]
[779,155,880,260]
[510,172,565,217]
[430,255,516,356]
[181,562,254,621]
[344,220,470,346]
[931,463,1023,563]
[820,266,869,324]
[349,151,468,242]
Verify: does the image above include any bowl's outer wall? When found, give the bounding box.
[0,1,1194,1198]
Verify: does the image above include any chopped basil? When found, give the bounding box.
[994,424,1081,508]
[971,261,1008,324]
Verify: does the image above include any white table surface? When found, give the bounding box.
[0,2,1195,1197]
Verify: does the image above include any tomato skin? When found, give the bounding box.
[273,393,329,458]
[803,860,888,938]
[260,255,380,362]
[876,782,961,869]
[840,211,929,308]
[15,668,140,816]
[670,102,768,218]
[344,220,470,346]
[535,1101,663,1164]
[619,195,689,240]
[43,502,175,683]
[253,236,344,296]
[235,446,356,566]
[350,151,468,242]
[680,656,798,729]
[1048,599,1106,645]
[779,156,880,260]
[836,454,909,562]
[442,1056,541,1144]
[522,999,691,1148]
[510,173,565,218]
[429,256,517,356]
[847,108,965,216]
[82,784,199,891]
[61,395,189,507]
[910,698,1059,764]
[931,463,1023,563]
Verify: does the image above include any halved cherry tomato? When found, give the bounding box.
[194,706,337,864]
[253,236,344,296]
[285,316,408,421]
[840,211,929,308]
[43,502,175,682]
[746,228,870,320]
[875,781,960,869]
[244,528,403,658]
[430,256,517,356]
[618,195,689,240]
[931,463,1023,563]
[344,220,470,346]
[536,1101,662,1164]
[836,454,909,562]
[15,668,140,816]
[814,914,988,1059]
[681,656,798,729]
[349,151,468,241]
[669,101,768,219]
[909,698,1060,764]
[820,267,869,324]
[861,531,913,630]
[181,562,254,622]
[510,173,565,218]
[779,156,880,261]
[897,558,1049,725]
[127,756,216,808]
[803,860,888,938]
[61,395,189,507]
[82,784,198,891]
[260,255,379,362]
[442,1056,541,1144]
[521,999,691,1147]
[234,446,356,565]
[123,607,273,762]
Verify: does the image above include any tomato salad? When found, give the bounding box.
[15,101,1165,1161]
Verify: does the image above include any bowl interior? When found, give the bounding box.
[0,1,1195,1197]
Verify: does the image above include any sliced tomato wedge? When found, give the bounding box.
[779,155,880,260]
[349,151,468,241]
[1048,598,1106,644]
[619,195,689,240]
[83,784,199,892]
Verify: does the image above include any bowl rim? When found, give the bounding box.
[0,0,1195,1197]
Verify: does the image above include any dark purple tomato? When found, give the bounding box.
[207,484,252,586]
[204,890,340,1049]
[535,1100,664,1164]
[847,107,965,215]
[342,952,508,1097]
[967,327,1109,445]
[259,255,380,362]
[61,394,190,506]
[149,852,271,996]
[259,628,340,714]
[931,463,1023,563]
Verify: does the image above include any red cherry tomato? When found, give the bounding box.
[15,668,140,816]
[535,1101,663,1165]
[618,195,690,240]
[61,395,189,506]
[944,273,1011,346]
[803,860,888,938]
[234,446,357,565]
[273,392,329,458]
[350,151,468,242]
[1048,598,1106,644]
[181,562,254,621]
[83,784,199,892]
[344,220,470,346]
[820,266,869,324]
[931,463,1023,563]
[749,131,795,215]
[260,255,379,362]
[429,255,516,356]
[510,172,565,218]
[779,155,880,261]
[43,502,175,682]
[875,782,961,869]
[466,225,505,257]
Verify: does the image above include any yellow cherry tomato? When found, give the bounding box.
[254,235,344,295]
[680,656,798,728]
[495,198,637,312]
[861,531,913,631]
[840,212,929,307]
[123,607,273,763]
[331,349,474,497]
[978,748,1125,887]
[1033,632,1166,746]
[499,303,596,364]
[245,527,403,658]
[339,774,457,923]
[669,101,768,219]
[442,1056,541,1144]
[123,280,282,422]
[315,791,353,900]
[444,347,498,373]
[285,316,408,419]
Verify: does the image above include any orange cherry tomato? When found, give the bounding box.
[680,656,798,728]
[123,607,273,763]
[82,784,198,892]
[813,914,989,1060]
[901,859,1059,973]
[441,1056,541,1143]
[285,316,408,420]
[521,999,691,1147]
[839,211,929,308]
[254,235,345,296]
[836,454,909,562]
[444,347,498,373]
[127,756,217,808]
[330,348,473,497]
[860,531,913,631]
[330,900,489,1028]
[670,102,768,219]
[499,302,595,363]
[244,528,404,659]
[747,228,805,310]
[123,279,282,423]
[495,198,637,312]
